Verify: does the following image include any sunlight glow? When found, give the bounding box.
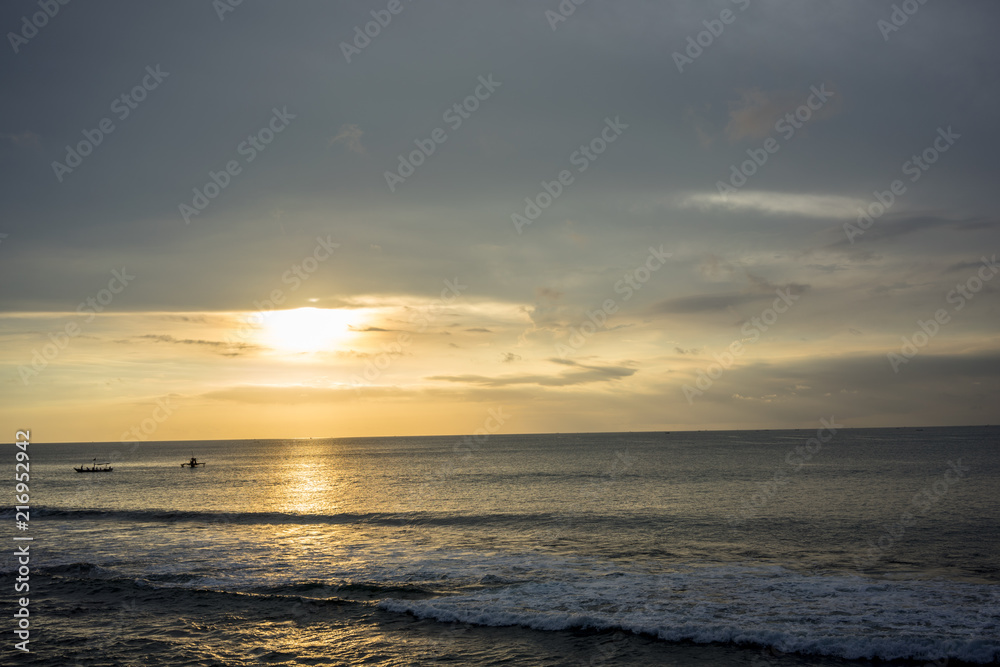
[259,307,360,354]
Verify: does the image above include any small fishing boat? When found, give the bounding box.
[75,458,113,473]
[181,457,205,468]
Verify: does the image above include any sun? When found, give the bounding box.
[259,307,359,354]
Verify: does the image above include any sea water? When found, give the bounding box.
[4,426,999,665]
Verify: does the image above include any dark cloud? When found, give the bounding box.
[651,293,760,314]
[830,214,999,249]
[650,282,809,315]
[120,334,260,356]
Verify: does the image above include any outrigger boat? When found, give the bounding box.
[75,458,113,473]
[181,457,205,468]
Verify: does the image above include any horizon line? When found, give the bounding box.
[26,423,997,446]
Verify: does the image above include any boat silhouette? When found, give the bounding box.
[75,458,113,473]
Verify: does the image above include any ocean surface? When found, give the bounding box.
[4,426,999,666]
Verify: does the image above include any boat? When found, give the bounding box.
[75,458,113,473]
[181,457,205,468]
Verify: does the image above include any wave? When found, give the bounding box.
[27,506,396,525]
[379,564,1000,664]
[20,505,612,528]
[11,556,1000,663]
[8,560,421,606]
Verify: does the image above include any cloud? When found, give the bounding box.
[678,191,863,219]
[1,131,40,148]
[429,358,635,387]
[500,352,522,363]
[725,88,792,141]
[329,123,366,155]
[525,287,565,328]
[202,384,403,403]
[697,351,1000,399]
[651,293,761,314]
[829,214,1000,248]
[724,84,840,142]
[946,255,999,273]
[698,254,737,282]
[122,334,260,356]
[685,103,717,148]
[651,280,808,315]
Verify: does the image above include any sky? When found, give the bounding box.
[1,0,998,443]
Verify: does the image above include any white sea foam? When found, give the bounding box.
[25,516,1000,663]
[380,562,1000,663]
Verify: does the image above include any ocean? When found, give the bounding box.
[5,426,999,666]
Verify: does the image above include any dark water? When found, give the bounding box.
[4,426,999,665]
